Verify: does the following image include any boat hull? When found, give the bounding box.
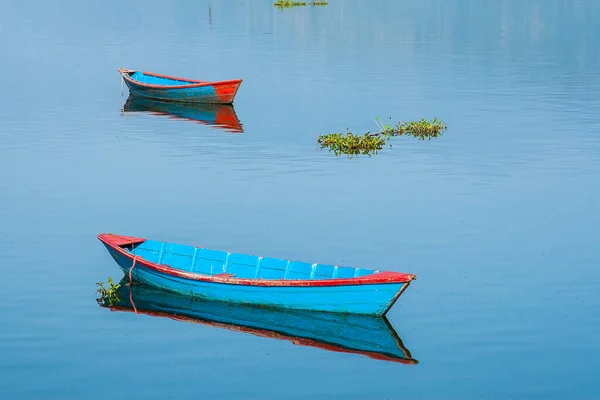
[103,245,408,316]
[123,79,241,104]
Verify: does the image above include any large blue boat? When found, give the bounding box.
[98,233,417,316]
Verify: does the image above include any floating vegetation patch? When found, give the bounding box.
[317,131,387,157]
[96,276,121,306]
[317,118,447,157]
[274,0,328,8]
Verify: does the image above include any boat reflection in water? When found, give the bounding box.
[121,95,243,133]
[101,278,418,365]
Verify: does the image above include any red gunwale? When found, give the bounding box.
[118,68,243,90]
[108,305,417,365]
[98,233,416,288]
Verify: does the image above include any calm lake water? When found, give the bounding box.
[1,1,600,398]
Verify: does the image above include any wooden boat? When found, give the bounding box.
[121,95,243,133]
[98,233,416,316]
[118,68,242,104]
[100,279,418,364]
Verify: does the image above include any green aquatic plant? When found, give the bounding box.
[317,130,387,157]
[375,117,447,140]
[317,117,447,158]
[96,276,121,306]
[274,0,328,8]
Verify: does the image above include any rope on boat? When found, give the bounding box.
[128,244,138,313]
[128,255,137,285]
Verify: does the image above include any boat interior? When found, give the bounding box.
[128,71,198,86]
[126,240,378,280]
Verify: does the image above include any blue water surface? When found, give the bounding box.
[1,1,599,399]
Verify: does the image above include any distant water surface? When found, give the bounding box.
[0,1,599,399]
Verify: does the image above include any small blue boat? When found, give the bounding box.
[122,95,243,133]
[98,233,417,316]
[118,68,243,104]
[100,279,417,364]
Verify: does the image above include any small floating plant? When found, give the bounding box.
[274,0,328,8]
[317,118,447,158]
[96,276,121,306]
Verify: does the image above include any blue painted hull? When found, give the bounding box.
[125,81,218,102]
[101,280,417,364]
[104,245,407,316]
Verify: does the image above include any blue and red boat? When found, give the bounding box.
[118,68,242,104]
[98,233,416,316]
[100,279,418,364]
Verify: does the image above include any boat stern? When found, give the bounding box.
[117,68,136,77]
[98,233,146,277]
[98,233,146,249]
